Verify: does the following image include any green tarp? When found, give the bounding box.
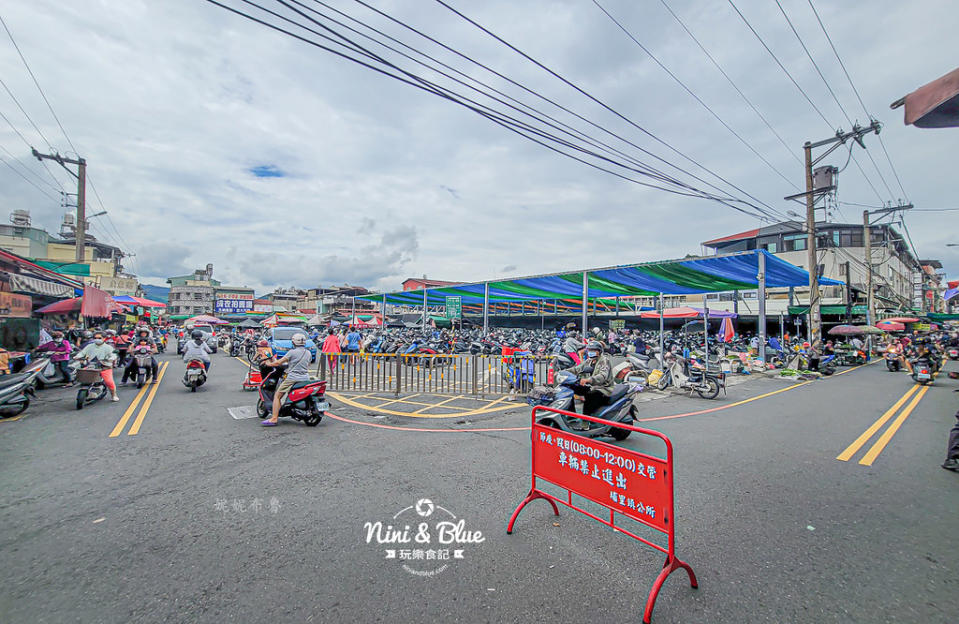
[788,305,868,315]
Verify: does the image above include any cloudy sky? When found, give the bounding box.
[0,0,956,294]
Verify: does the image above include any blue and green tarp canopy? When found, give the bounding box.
[360,250,842,306]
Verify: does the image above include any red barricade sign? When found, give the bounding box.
[532,422,670,533]
[508,406,697,624]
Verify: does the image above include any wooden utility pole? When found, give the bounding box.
[32,149,86,263]
[803,142,819,346]
[786,121,881,348]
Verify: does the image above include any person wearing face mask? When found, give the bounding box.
[73,331,120,401]
[566,340,615,416]
[36,330,74,385]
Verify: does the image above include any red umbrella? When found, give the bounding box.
[640,306,737,319]
[890,66,959,128]
[883,316,920,324]
[36,296,82,314]
[876,320,905,332]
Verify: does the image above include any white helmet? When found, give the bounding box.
[291,333,307,346]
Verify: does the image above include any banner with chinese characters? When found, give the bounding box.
[531,422,670,531]
[215,298,254,314]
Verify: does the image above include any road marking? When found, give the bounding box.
[323,410,529,433]
[832,359,878,376]
[637,380,813,422]
[109,381,152,438]
[836,385,919,461]
[127,362,169,436]
[370,393,423,408]
[412,395,464,414]
[327,392,521,419]
[858,385,930,466]
[0,414,25,423]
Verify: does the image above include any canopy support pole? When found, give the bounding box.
[658,293,664,366]
[483,283,489,334]
[381,294,386,323]
[703,299,709,374]
[615,296,620,317]
[351,297,356,325]
[422,290,427,329]
[758,251,767,364]
[540,300,544,330]
[581,272,588,334]
[779,312,784,343]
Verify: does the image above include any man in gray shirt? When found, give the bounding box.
[263,332,312,426]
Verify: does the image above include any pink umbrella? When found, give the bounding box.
[876,320,905,332]
[186,314,227,325]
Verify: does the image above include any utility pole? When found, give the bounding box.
[862,202,913,324]
[785,121,881,348]
[32,149,86,264]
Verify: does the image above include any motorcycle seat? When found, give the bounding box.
[290,380,316,390]
[0,372,33,390]
[607,384,629,403]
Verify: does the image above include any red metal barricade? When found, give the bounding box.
[507,406,697,624]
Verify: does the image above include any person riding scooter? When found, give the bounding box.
[261,332,312,427]
[567,340,615,415]
[123,328,158,384]
[181,329,213,371]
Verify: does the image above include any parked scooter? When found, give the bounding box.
[0,356,48,417]
[656,353,724,399]
[183,359,208,392]
[527,370,640,441]
[947,346,959,361]
[256,364,329,426]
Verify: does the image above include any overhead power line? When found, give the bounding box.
[592,0,799,190]
[658,0,801,167]
[0,14,79,154]
[431,0,789,220]
[206,0,789,222]
[805,0,909,202]
[0,153,58,201]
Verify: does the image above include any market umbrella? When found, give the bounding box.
[828,324,862,336]
[718,317,735,343]
[235,318,261,329]
[876,320,905,331]
[113,295,166,308]
[640,306,737,319]
[36,296,82,314]
[186,314,227,325]
[883,316,920,324]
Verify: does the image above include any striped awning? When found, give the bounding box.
[361,250,842,307]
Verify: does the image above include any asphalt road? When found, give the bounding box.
[0,350,957,624]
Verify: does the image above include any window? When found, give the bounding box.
[784,234,806,252]
[764,242,777,253]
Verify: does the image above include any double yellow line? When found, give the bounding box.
[837,382,931,466]
[109,361,169,437]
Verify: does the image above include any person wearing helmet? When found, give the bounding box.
[567,340,615,416]
[79,330,95,349]
[123,327,159,384]
[261,332,312,427]
[563,330,585,365]
[181,329,213,371]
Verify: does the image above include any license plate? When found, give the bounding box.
[187,370,201,376]
[315,401,330,411]
[917,373,930,380]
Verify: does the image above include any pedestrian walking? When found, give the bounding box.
[322,329,340,371]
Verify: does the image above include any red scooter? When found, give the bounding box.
[256,364,328,426]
